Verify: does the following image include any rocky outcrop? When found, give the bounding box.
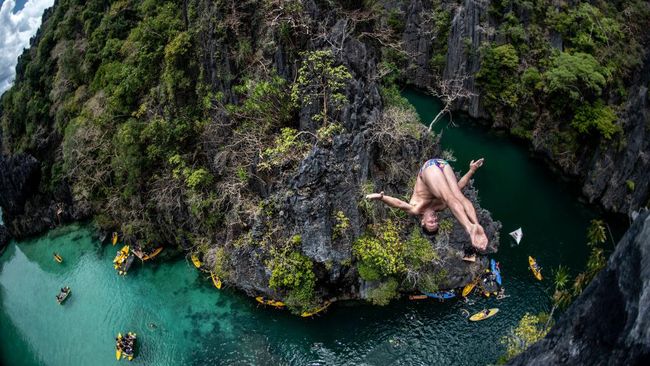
[507,210,650,366]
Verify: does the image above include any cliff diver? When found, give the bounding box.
[366,158,488,260]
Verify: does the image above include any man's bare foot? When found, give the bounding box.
[470,224,488,251]
[462,253,476,262]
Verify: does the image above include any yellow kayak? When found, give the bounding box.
[255,296,285,308]
[211,272,222,289]
[142,247,163,261]
[301,301,331,317]
[191,254,202,268]
[462,281,477,297]
[469,308,499,322]
[113,245,129,263]
[116,333,122,360]
[53,253,63,263]
[529,256,543,280]
[112,232,118,246]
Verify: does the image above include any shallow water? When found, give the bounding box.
[0,91,622,365]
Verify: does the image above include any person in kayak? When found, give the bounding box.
[366,158,488,253]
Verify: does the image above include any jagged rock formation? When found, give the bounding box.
[507,210,650,366]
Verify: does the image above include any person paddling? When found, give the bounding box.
[366,158,488,258]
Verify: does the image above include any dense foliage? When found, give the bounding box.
[475,0,649,167]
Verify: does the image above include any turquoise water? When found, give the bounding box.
[0,91,622,365]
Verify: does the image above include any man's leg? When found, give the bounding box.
[440,164,488,250]
[421,168,475,236]
[441,164,480,225]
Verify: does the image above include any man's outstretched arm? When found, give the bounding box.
[457,158,484,190]
[365,192,418,215]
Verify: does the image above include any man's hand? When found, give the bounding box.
[365,192,384,201]
[469,158,484,172]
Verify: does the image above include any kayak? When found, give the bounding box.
[211,272,222,289]
[53,253,63,263]
[56,287,71,304]
[425,290,456,300]
[469,308,499,322]
[408,294,428,300]
[255,296,285,308]
[191,254,202,268]
[116,333,122,360]
[118,254,135,275]
[125,332,136,361]
[462,281,477,297]
[142,247,163,261]
[529,256,543,280]
[490,259,502,286]
[301,301,331,317]
[113,245,129,264]
[123,332,137,361]
[112,232,118,246]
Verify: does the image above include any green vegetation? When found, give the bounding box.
[498,313,550,363]
[267,248,317,312]
[354,221,441,299]
[353,220,406,280]
[473,0,647,162]
[291,50,352,125]
[366,278,399,305]
[570,101,620,140]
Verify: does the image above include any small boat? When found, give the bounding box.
[469,308,499,322]
[112,232,118,246]
[142,247,163,261]
[211,272,222,289]
[425,290,456,300]
[116,332,136,361]
[490,259,502,286]
[56,287,71,304]
[529,256,543,280]
[301,301,331,317]
[53,253,63,263]
[408,294,428,300]
[116,333,123,360]
[118,253,135,276]
[113,245,129,266]
[191,254,202,268]
[255,296,285,308]
[509,228,523,244]
[462,281,477,297]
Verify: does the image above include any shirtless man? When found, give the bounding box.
[366,158,488,253]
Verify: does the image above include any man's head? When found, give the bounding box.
[420,206,439,235]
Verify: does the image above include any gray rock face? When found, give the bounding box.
[580,56,650,214]
[507,210,650,366]
[0,154,41,215]
[442,0,493,118]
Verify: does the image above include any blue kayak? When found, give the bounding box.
[425,290,456,300]
[491,259,502,286]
